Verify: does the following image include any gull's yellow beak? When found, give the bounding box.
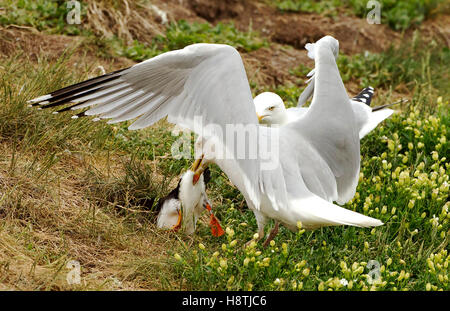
[256,113,264,122]
[190,156,207,185]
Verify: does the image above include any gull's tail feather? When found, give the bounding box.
[359,108,394,139]
[291,195,383,230]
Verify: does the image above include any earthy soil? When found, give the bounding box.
[0,25,134,73]
[1,0,448,90]
[186,0,401,54]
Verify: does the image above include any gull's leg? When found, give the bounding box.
[262,221,279,248]
[245,210,266,247]
[254,210,267,241]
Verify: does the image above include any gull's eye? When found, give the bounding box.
[268,106,276,111]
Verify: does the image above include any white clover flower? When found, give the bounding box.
[340,278,349,286]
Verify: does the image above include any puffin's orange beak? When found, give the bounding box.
[205,203,224,237]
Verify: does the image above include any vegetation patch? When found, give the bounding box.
[274,0,448,30]
[0,0,448,291]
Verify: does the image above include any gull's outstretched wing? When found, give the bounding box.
[290,36,360,205]
[29,44,256,130]
[28,44,289,210]
[297,70,315,107]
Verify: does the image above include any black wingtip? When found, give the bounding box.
[352,87,375,106]
[27,66,130,113]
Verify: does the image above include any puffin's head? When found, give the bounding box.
[178,169,206,235]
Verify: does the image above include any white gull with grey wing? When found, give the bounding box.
[28,36,382,241]
[255,40,401,139]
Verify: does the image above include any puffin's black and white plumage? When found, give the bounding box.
[155,167,222,236]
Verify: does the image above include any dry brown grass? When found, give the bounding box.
[0,48,193,290]
[2,0,447,291]
[85,0,167,45]
[0,140,185,290]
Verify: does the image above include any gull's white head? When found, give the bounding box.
[254,92,288,126]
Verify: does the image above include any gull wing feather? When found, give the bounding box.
[291,36,360,205]
[274,131,381,229]
[28,44,290,211]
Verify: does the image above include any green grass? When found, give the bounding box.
[116,20,268,61]
[171,95,449,291]
[0,53,184,290]
[0,0,87,35]
[0,0,267,62]
[337,33,450,97]
[283,32,450,104]
[0,0,449,291]
[274,0,447,30]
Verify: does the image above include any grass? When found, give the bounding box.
[282,31,450,108]
[114,20,268,61]
[0,0,267,62]
[171,94,449,291]
[0,53,185,290]
[0,0,449,292]
[337,33,450,97]
[0,0,87,35]
[274,0,448,30]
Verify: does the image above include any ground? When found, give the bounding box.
[0,0,449,291]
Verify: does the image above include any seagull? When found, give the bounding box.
[254,88,404,139]
[156,167,224,236]
[255,36,405,138]
[28,36,383,246]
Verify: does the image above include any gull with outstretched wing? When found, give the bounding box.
[28,36,382,245]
